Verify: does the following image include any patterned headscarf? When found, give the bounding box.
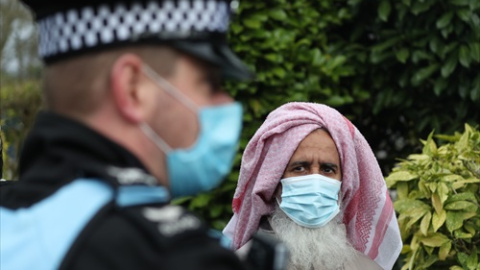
[223,102,402,270]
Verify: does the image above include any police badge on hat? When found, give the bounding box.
[20,0,252,80]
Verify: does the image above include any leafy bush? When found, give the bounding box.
[387,124,480,270]
[1,81,43,179]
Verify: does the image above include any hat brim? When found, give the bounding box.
[171,41,254,80]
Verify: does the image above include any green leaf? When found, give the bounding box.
[466,248,478,270]
[408,154,430,161]
[446,192,477,203]
[394,199,431,215]
[452,178,480,189]
[446,211,463,232]
[459,45,471,67]
[458,252,469,268]
[443,174,464,182]
[441,53,458,78]
[397,182,409,199]
[446,211,476,232]
[189,193,212,209]
[438,183,449,203]
[456,9,471,22]
[209,204,224,218]
[470,42,480,62]
[269,9,287,20]
[454,230,473,239]
[422,133,438,155]
[432,193,443,214]
[420,211,432,235]
[371,36,402,52]
[311,48,323,66]
[432,209,447,232]
[378,0,392,22]
[244,15,264,29]
[436,12,454,29]
[429,37,443,54]
[444,201,477,211]
[434,78,448,96]
[464,223,476,235]
[386,171,418,187]
[420,232,449,247]
[272,67,286,78]
[439,241,451,260]
[412,64,439,85]
[395,48,409,63]
[411,1,433,15]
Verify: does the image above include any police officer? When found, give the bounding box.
[0,0,253,269]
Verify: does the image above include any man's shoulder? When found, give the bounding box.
[63,204,244,270]
[74,203,209,253]
[100,204,208,246]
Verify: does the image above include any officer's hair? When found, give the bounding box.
[44,45,177,116]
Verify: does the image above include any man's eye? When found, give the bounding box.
[292,166,305,172]
[322,166,336,174]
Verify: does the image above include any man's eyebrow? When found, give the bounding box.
[320,162,339,169]
[287,161,311,167]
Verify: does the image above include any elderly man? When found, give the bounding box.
[0,0,254,269]
[224,102,402,270]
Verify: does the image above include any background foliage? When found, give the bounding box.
[1,0,479,267]
[1,81,43,179]
[387,125,480,270]
[180,0,480,231]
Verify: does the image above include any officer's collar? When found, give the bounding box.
[2,111,157,208]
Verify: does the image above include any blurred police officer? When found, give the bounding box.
[0,0,253,269]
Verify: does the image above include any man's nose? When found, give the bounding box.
[310,166,321,175]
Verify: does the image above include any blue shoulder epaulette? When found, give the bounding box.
[0,178,169,270]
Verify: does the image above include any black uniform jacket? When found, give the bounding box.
[0,112,246,270]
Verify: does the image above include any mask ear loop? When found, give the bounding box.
[142,64,199,113]
[140,64,200,154]
[140,123,173,154]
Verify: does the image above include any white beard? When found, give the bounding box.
[269,207,358,270]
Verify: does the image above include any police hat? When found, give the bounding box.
[21,0,252,80]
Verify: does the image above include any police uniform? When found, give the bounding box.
[1,0,251,269]
[1,113,246,269]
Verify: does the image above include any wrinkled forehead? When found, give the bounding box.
[291,128,340,160]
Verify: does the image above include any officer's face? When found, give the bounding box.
[147,54,231,150]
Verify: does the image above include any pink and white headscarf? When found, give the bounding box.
[223,102,402,270]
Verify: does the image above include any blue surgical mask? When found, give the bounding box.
[278,174,341,228]
[140,65,242,198]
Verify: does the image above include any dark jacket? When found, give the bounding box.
[0,112,246,270]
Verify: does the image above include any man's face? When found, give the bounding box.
[282,129,342,181]
[271,130,356,270]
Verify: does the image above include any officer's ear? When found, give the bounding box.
[109,53,147,124]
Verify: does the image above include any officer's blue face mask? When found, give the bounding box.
[140,65,242,198]
[277,174,341,228]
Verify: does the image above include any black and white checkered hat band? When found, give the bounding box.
[38,0,230,60]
